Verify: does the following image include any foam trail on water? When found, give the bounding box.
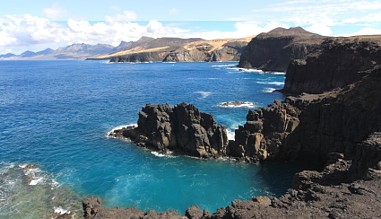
[194,91,212,99]
[0,163,83,218]
[262,88,276,93]
[107,124,137,137]
[256,81,284,86]
[151,151,176,158]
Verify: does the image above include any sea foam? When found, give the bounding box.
[107,124,137,137]
[217,101,255,108]
[151,151,176,158]
[194,91,212,99]
[256,81,285,86]
[226,129,235,141]
[262,88,277,93]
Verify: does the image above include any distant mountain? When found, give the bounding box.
[90,36,253,62]
[0,53,16,59]
[109,41,135,54]
[35,48,54,56]
[0,43,115,60]
[0,35,253,61]
[20,50,36,58]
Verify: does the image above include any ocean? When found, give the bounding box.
[0,61,304,218]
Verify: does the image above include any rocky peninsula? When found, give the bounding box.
[87,33,381,218]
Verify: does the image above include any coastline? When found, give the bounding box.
[91,36,381,218]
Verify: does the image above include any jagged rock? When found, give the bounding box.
[112,103,229,158]
[283,38,381,94]
[83,197,103,218]
[185,205,204,219]
[252,196,271,206]
[83,197,184,219]
[238,27,324,72]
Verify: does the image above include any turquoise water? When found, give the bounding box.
[0,61,301,217]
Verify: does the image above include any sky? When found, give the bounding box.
[1,0,381,54]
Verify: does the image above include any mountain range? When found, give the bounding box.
[0,36,253,61]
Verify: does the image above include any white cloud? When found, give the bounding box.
[105,10,137,22]
[192,22,286,40]
[169,8,177,14]
[43,6,67,20]
[239,0,381,36]
[345,27,381,36]
[305,23,333,36]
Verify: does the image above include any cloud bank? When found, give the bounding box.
[1,0,381,54]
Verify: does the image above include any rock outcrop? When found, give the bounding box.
[238,27,324,72]
[83,197,185,219]
[109,103,228,158]
[235,64,381,170]
[99,37,381,219]
[283,38,381,94]
[163,41,247,62]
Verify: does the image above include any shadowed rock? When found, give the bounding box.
[110,103,229,158]
[238,27,324,72]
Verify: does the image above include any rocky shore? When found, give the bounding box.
[90,34,381,218]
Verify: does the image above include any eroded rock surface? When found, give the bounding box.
[110,103,228,158]
[283,38,381,94]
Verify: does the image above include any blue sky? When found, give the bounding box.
[1,0,381,54]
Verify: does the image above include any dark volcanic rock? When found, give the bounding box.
[110,51,167,62]
[110,103,228,158]
[101,37,381,219]
[83,197,184,219]
[283,38,381,94]
[238,27,324,72]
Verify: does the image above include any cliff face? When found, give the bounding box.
[235,40,381,167]
[93,37,250,62]
[238,27,324,72]
[163,41,247,62]
[283,38,381,94]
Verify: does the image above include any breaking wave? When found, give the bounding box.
[217,101,255,108]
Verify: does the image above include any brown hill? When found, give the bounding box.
[90,36,253,62]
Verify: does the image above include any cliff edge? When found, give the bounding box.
[238,27,324,72]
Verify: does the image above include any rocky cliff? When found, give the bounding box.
[283,38,381,94]
[238,27,324,72]
[109,103,228,158]
[97,37,381,218]
[93,37,251,62]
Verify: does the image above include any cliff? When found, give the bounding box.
[238,27,324,72]
[283,38,381,94]
[91,36,252,62]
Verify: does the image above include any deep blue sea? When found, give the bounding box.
[0,61,303,218]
